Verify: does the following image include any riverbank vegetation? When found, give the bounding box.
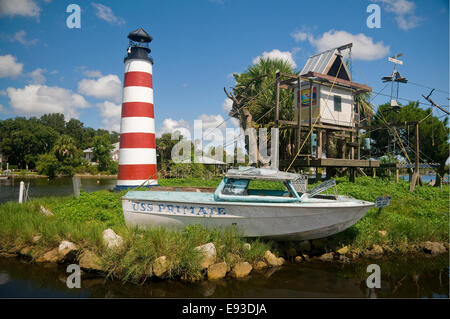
[0,113,119,176]
[0,176,448,283]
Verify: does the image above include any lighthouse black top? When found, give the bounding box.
[128,27,153,43]
[125,27,153,64]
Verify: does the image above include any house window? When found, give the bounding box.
[334,95,342,112]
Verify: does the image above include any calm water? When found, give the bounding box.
[0,176,117,204]
[0,254,448,298]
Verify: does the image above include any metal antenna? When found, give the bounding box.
[381,53,407,110]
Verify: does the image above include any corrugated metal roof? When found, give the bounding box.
[300,48,337,75]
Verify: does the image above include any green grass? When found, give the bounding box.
[0,192,271,283]
[0,176,448,282]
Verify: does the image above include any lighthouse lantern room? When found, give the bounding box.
[116,27,158,189]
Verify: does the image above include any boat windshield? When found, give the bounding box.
[214,177,300,203]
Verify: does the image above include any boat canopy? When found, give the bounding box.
[225,167,302,182]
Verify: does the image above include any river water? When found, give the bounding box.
[0,176,117,204]
[0,254,448,298]
[0,176,448,298]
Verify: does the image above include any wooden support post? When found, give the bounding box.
[18,181,24,204]
[409,123,420,192]
[395,167,399,183]
[372,168,376,178]
[315,129,323,183]
[272,71,280,170]
[350,168,356,183]
[72,176,81,198]
[309,80,313,158]
[296,77,301,154]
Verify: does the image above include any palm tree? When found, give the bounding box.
[224,58,298,165]
[52,135,78,162]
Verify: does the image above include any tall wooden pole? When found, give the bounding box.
[272,71,280,170]
[309,80,313,157]
[296,77,301,154]
[409,122,420,192]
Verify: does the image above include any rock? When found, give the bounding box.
[294,256,303,263]
[195,243,216,269]
[79,250,103,271]
[102,229,124,250]
[302,254,310,262]
[421,241,446,255]
[58,241,78,261]
[243,243,251,250]
[254,261,268,270]
[365,244,384,257]
[19,246,32,256]
[298,240,311,252]
[39,206,53,216]
[145,264,153,277]
[231,262,252,278]
[207,262,227,280]
[378,230,387,237]
[0,252,17,258]
[444,242,449,250]
[36,248,60,263]
[32,235,41,243]
[264,250,283,267]
[319,252,334,262]
[337,246,349,255]
[153,256,169,278]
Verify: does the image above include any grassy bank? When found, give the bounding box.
[0,176,448,283]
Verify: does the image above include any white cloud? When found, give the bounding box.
[0,54,23,78]
[78,74,122,103]
[28,68,46,84]
[0,0,40,19]
[375,0,421,30]
[158,118,191,138]
[82,69,102,78]
[0,103,4,112]
[11,30,38,46]
[293,29,390,61]
[91,3,125,25]
[253,49,297,68]
[6,84,89,119]
[97,101,121,132]
[291,31,309,42]
[222,97,233,112]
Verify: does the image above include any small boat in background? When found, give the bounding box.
[122,167,374,240]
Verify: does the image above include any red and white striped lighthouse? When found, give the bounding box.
[116,27,158,189]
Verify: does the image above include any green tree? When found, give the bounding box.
[225,58,298,163]
[371,101,449,183]
[92,134,114,172]
[40,113,66,134]
[36,153,60,178]
[53,135,79,162]
[0,117,58,168]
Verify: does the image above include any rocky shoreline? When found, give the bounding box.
[0,227,448,283]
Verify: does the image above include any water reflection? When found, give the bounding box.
[0,177,117,204]
[0,255,447,298]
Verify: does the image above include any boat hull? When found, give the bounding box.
[121,194,374,240]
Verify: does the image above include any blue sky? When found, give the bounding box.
[0,0,448,136]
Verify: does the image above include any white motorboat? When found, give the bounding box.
[122,167,374,240]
